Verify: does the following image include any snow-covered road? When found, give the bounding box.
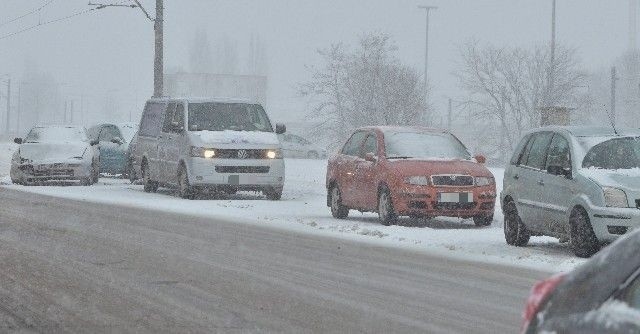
[0,142,585,272]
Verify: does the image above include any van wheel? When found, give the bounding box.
[177,166,195,199]
[504,201,530,246]
[265,187,283,201]
[473,215,493,227]
[378,188,397,226]
[91,161,100,184]
[569,207,600,258]
[142,163,158,193]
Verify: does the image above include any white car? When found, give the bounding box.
[278,133,327,159]
[10,125,100,186]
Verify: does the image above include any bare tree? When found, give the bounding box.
[456,40,588,160]
[300,33,429,147]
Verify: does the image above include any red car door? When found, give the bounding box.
[353,132,380,210]
[336,131,368,207]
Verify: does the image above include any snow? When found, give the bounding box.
[194,130,280,145]
[582,300,640,329]
[0,141,585,272]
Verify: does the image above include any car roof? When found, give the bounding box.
[354,126,450,134]
[528,126,640,138]
[542,228,640,317]
[148,97,256,104]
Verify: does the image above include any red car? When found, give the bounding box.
[326,126,496,226]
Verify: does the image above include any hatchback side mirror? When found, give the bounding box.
[275,123,286,134]
[90,140,99,146]
[474,154,486,164]
[111,138,123,145]
[13,138,22,144]
[365,152,377,162]
[547,165,572,178]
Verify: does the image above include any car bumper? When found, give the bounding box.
[588,206,640,242]
[11,162,92,183]
[392,185,496,218]
[185,158,285,191]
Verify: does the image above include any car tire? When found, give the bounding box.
[91,162,100,184]
[569,207,600,258]
[473,215,493,227]
[142,163,158,193]
[177,166,195,200]
[127,159,137,184]
[265,187,283,201]
[307,151,319,159]
[504,201,530,246]
[330,185,349,219]
[80,177,92,186]
[378,188,397,226]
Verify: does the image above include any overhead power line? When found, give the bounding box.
[0,0,56,29]
[0,7,103,41]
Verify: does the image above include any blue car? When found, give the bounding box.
[88,123,138,176]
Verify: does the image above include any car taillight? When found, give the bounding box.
[521,274,565,333]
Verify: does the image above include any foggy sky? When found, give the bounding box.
[0,0,632,127]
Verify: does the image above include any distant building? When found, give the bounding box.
[164,72,267,105]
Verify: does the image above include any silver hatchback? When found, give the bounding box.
[501,126,640,257]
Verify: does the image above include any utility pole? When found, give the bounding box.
[418,5,437,124]
[611,66,618,126]
[5,79,10,135]
[547,0,557,107]
[447,98,452,131]
[631,0,638,51]
[153,0,164,97]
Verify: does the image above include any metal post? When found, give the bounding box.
[16,84,20,135]
[611,66,618,126]
[5,79,10,135]
[548,0,556,107]
[447,98,452,131]
[418,5,437,124]
[153,0,164,98]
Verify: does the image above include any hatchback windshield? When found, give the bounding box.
[188,103,273,132]
[384,132,471,160]
[24,127,87,143]
[582,137,640,170]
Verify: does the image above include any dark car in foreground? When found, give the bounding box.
[522,228,640,333]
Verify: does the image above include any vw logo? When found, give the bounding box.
[449,175,457,181]
[237,150,249,159]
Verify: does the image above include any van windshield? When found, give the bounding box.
[188,103,274,132]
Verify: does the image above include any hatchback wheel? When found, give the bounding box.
[142,163,158,193]
[178,166,195,199]
[569,207,599,258]
[504,201,530,246]
[330,185,349,219]
[91,161,100,184]
[378,188,397,226]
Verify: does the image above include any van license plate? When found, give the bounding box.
[438,192,472,203]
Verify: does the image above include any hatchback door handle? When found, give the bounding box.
[513,174,519,180]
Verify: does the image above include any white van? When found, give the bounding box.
[134,98,286,200]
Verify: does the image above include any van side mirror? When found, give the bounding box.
[275,123,286,134]
[474,154,486,164]
[13,138,22,144]
[547,165,572,178]
[365,152,377,162]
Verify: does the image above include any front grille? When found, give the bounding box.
[431,175,474,187]
[432,202,477,210]
[216,149,268,159]
[215,166,270,174]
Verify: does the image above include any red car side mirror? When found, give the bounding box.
[474,155,486,164]
[365,153,377,162]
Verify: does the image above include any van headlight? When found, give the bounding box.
[266,149,282,159]
[405,176,429,186]
[191,147,216,159]
[475,176,495,186]
[602,187,629,208]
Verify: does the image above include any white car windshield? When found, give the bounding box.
[384,132,472,160]
[24,127,87,143]
[188,103,274,132]
[582,137,640,170]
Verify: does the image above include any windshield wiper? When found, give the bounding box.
[387,156,413,159]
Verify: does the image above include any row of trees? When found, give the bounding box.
[301,32,625,162]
